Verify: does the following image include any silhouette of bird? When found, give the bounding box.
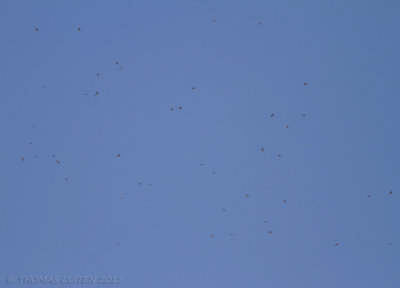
[31,124,36,128]
[245,194,250,198]
[200,163,205,166]
[116,61,119,65]
[212,19,216,23]
[285,125,289,129]
[268,230,272,235]
[52,155,56,158]
[77,27,81,31]
[282,199,287,203]
[170,108,174,111]
[209,234,215,238]
[21,157,24,162]
[56,160,60,164]
[261,146,264,152]
[389,190,393,195]
[192,86,196,90]
[137,181,142,186]
[277,153,282,157]
[334,242,340,247]
[270,113,275,118]
[95,91,99,97]
[116,154,120,158]
[304,82,308,86]
[29,142,32,145]
[257,22,262,26]
[263,219,268,223]
[388,242,393,245]
[229,232,235,236]
[222,208,226,212]
[178,106,183,110]
[65,178,69,181]
[368,195,372,198]
[96,73,100,76]
[35,27,39,32]
[302,113,307,117]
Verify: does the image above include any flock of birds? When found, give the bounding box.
[25,21,395,249]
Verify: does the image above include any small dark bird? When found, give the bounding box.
[116,61,119,65]
[222,208,226,212]
[170,108,174,111]
[257,22,262,26]
[268,230,272,235]
[200,163,205,166]
[270,113,275,118]
[96,73,100,76]
[116,154,120,158]
[304,82,308,86]
[178,106,182,110]
[65,178,69,181]
[334,242,340,247]
[31,124,36,128]
[229,232,235,236]
[56,160,60,164]
[52,155,56,158]
[263,219,268,223]
[282,199,287,203]
[119,67,123,70]
[389,190,393,195]
[84,92,88,96]
[302,113,307,117]
[35,27,39,32]
[212,19,216,23]
[277,153,282,157]
[261,146,264,152]
[368,195,372,198]
[209,234,215,238]
[95,91,99,97]
[388,242,393,245]
[192,86,196,90]
[29,142,32,145]
[245,194,250,198]
[212,171,216,174]
[21,157,24,162]
[77,27,81,31]
[137,181,142,186]
[285,125,290,129]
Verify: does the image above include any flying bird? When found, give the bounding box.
[96,73,100,76]
[178,106,183,110]
[35,27,39,32]
[222,208,226,212]
[304,82,308,86]
[56,160,60,164]
[257,22,262,26]
[285,125,290,129]
[212,171,216,174]
[209,234,215,238]
[277,153,282,157]
[261,146,264,152]
[115,61,119,65]
[192,86,196,90]
[282,199,287,203]
[389,190,393,195]
[116,154,120,158]
[302,113,307,117]
[170,108,174,111]
[21,157,24,162]
[245,194,250,198]
[334,242,340,247]
[229,233,235,236]
[270,113,275,118]
[137,181,142,186]
[77,27,81,31]
[268,230,272,235]
[263,219,268,223]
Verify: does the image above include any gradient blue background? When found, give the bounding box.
[0,0,399,287]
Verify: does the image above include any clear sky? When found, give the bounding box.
[0,0,399,287]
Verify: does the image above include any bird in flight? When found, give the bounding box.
[245,194,250,198]
[282,199,287,203]
[116,61,119,65]
[257,22,262,26]
[96,73,100,77]
[302,113,307,117]
[95,91,99,97]
[209,234,215,238]
[200,162,205,166]
[263,219,268,223]
[31,124,36,128]
[267,230,272,235]
[178,106,183,110]
[388,242,393,245]
[170,108,174,111]
[65,178,69,181]
[304,82,308,86]
[222,208,226,212]
[137,181,142,186]
[77,27,81,31]
[368,195,372,198]
[389,190,393,195]
[212,19,216,23]
[334,242,340,247]
[212,171,216,174]
[21,157,24,162]
[229,233,235,236]
[56,160,60,164]
[116,154,120,158]
[192,86,196,90]
[285,125,290,129]
[277,153,282,157]
[261,146,264,152]
[270,113,275,118]
[35,27,39,32]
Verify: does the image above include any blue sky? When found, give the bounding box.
[0,0,399,287]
